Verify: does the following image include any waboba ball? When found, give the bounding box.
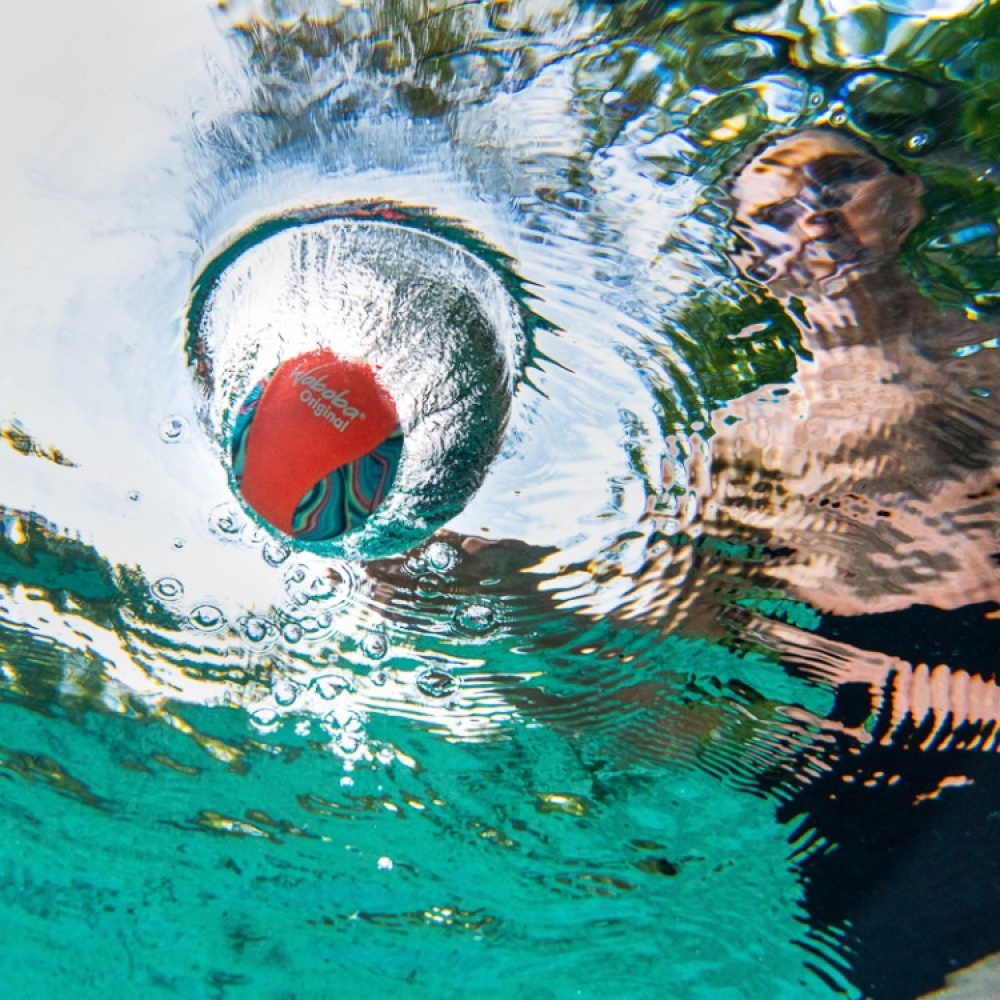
[230,348,403,541]
[188,211,525,559]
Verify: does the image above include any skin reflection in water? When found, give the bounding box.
[719,128,999,617]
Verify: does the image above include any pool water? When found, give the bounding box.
[1,1,999,998]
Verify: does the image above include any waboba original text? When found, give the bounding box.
[292,366,365,432]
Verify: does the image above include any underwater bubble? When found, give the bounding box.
[249,707,280,731]
[453,601,497,635]
[189,604,226,632]
[157,415,189,444]
[241,523,267,546]
[285,563,359,616]
[128,491,142,503]
[416,667,459,699]
[209,503,243,539]
[903,128,935,154]
[282,622,303,644]
[172,537,187,550]
[242,616,274,645]
[361,632,388,661]
[245,620,267,642]
[424,540,458,574]
[370,668,388,687]
[151,577,184,602]
[337,733,362,755]
[262,541,290,567]
[272,678,301,706]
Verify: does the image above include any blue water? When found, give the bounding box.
[2,1,999,998]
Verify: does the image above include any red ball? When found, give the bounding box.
[231,349,403,540]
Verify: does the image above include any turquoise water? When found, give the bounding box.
[2,1,1000,997]
[0,678,817,999]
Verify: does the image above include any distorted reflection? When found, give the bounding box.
[375,130,999,748]
[719,128,998,616]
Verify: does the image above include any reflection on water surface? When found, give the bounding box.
[1,1,999,997]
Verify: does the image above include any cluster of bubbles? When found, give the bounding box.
[140,487,483,761]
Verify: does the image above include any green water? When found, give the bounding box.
[0,695,819,999]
